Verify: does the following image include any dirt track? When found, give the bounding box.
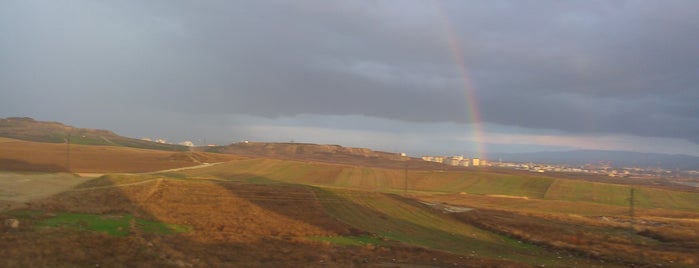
[0,173,89,202]
[0,161,230,212]
[0,172,90,211]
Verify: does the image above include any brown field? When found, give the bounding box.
[1,139,698,267]
[419,193,699,266]
[0,138,241,173]
[1,176,524,267]
[0,172,90,211]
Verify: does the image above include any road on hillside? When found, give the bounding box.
[1,161,230,211]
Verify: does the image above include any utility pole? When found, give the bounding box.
[65,133,71,172]
[404,163,410,196]
[629,188,635,219]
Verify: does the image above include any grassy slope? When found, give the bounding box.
[0,117,187,151]
[37,212,191,236]
[181,158,699,213]
[5,155,692,266]
[0,138,240,173]
[312,188,583,267]
[177,158,699,266]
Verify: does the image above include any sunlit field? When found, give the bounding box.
[3,142,697,267]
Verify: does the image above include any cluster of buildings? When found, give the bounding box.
[141,137,198,147]
[140,137,172,144]
[489,161,697,180]
[421,155,485,167]
[419,155,698,182]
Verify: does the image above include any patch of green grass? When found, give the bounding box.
[40,213,131,236]
[38,212,190,236]
[455,174,554,199]
[309,235,383,246]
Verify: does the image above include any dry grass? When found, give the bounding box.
[0,172,90,203]
[0,139,240,173]
[423,194,699,267]
[2,177,525,267]
[2,143,697,267]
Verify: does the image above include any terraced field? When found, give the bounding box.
[2,152,698,266]
[313,189,596,267]
[180,158,699,212]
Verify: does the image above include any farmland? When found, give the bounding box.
[0,137,240,173]
[1,139,698,267]
[178,158,699,213]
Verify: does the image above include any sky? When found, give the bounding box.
[1,0,698,157]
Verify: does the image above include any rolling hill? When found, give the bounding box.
[208,141,459,170]
[5,156,693,267]
[0,117,187,151]
[0,136,241,173]
[2,118,698,267]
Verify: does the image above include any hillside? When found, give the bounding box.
[209,141,457,170]
[0,117,186,151]
[2,158,693,266]
[178,158,699,212]
[1,175,598,267]
[0,137,241,173]
[2,119,698,266]
[2,143,698,266]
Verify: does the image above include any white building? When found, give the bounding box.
[472,158,480,166]
[179,140,194,147]
[446,158,460,166]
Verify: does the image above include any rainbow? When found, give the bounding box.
[433,1,486,160]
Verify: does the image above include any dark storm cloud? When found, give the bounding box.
[1,0,698,144]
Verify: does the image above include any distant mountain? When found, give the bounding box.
[491,150,699,170]
[0,117,187,151]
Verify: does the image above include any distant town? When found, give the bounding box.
[421,155,699,183]
[141,136,699,184]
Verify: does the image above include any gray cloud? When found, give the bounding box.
[1,0,698,149]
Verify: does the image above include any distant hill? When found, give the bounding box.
[0,117,187,151]
[207,142,458,170]
[491,150,699,170]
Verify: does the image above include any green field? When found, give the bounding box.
[308,234,384,246]
[180,158,699,212]
[38,212,191,236]
[5,156,696,267]
[312,188,588,266]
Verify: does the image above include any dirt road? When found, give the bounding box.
[0,161,228,211]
